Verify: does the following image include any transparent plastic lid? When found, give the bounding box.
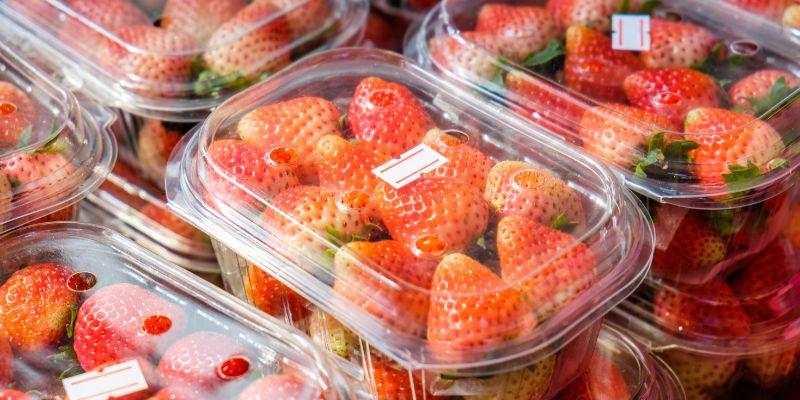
[372,0,439,19]
[0,222,355,399]
[720,0,800,41]
[406,0,800,209]
[556,323,686,400]
[167,48,654,374]
[612,232,800,357]
[0,41,116,234]
[0,0,368,121]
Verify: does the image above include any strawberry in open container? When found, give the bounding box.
[406,0,800,285]
[166,48,655,398]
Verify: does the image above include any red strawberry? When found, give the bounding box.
[0,390,31,400]
[59,0,149,57]
[728,69,800,113]
[147,386,196,400]
[484,161,585,228]
[660,350,738,400]
[348,77,435,157]
[579,103,678,168]
[237,96,343,181]
[0,335,12,385]
[464,357,556,400]
[137,118,182,185]
[74,283,187,371]
[99,25,195,98]
[785,4,800,27]
[261,0,332,38]
[375,178,488,256]
[314,135,388,192]
[504,71,586,145]
[624,67,722,126]
[408,0,438,9]
[564,25,644,103]
[474,4,563,62]
[333,240,436,337]
[157,332,251,394]
[368,355,437,400]
[141,203,209,243]
[546,0,626,31]
[362,10,406,52]
[653,279,751,338]
[0,263,78,354]
[784,206,800,248]
[730,239,799,319]
[0,172,10,224]
[497,216,596,320]
[0,81,36,149]
[203,2,292,80]
[244,263,310,323]
[744,346,799,388]
[684,107,783,185]
[0,151,75,195]
[263,185,379,259]
[205,139,299,210]
[725,0,793,19]
[162,0,246,45]
[640,19,717,68]
[427,253,536,356]
[420,128,495,191]
[556,353,630,400]
[237,374,323,400]
[651,213,726,276]
[428,31,503,83]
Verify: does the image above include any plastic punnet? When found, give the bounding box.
[166,48,654,396]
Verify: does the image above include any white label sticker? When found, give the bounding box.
[611,14,651,51]
[63,359,149,400]
[372,144,448,189]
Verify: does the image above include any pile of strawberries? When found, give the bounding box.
[0,81,78,230]
[0,262,326,399]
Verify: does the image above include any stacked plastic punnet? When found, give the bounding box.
[0,40,115,235]
[0,222,357,399]
[720,0,800,39]
[372,0,439,20]
[405,1,800,398]
[166,47,655,399]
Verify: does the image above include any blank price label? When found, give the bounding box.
[372,144,448,189]
[63,359,149,400]
[611,14,651,51]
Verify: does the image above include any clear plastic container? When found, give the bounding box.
[0,222,356,399]
[0,0,369,121]
[0,40,115,234]
[372,0,439,20]
[719,0,800,41]
[80,160,220,283]
[610,230,800,400]
[555,323,686,400]
[405,0,800,284]
[166,48,655,396]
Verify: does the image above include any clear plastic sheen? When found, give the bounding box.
[405,0,800,209]
[0,41,115,234]
[718,0,800,43]
[0,0,369,121]
[371,0,439,19]
[0,222,355,400]
[166,48,654,374]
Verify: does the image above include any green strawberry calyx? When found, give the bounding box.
[522,39,564,72]
[634,132,699,179]
[550,212,579,233]
[743,77,799,118]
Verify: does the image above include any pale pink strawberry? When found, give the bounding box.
[785,4,800,27]
[314,135,388,192]
[260,0,332,38]
[375,178,488,256]
[162,0,246,45]
[237,96,343,181]
[99,25,195,98]
[204,139,299,210]
[725,0,793,19]
[203,2,292,80]
[348,77,435,157]
[660,350,738,400]
[428,31,503,83]
[420,128,495,191]
[728,69,800,112]
[0,81,36,149]
[579,103,679,168]
[623,67,722,126]
[640,19,717,68]
[59,0,149,57]
[0,151,76,196]
[137,118,182,185]
[497,215,596,320]
[474,4,563,62]
[484,161,585,228]
[157,332,252,394]
[237,374,324,400]
[546,0,628,31]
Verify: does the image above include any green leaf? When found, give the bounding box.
[637,0,662,14]
[194,70,250,97]
[338,114,348,131]
[745,76,796,116]
[708,209,737,236]
[647,132,665,152]
[722,162,761,196]
[51,121,59,135]
[8,177,21,188]
[323,248,337,261]
[727,54,753,67]
[768,158,789,170]
[717,79,732,89]
[325,226,348,243]
[663,140,700,159]
[66,303,78,339]
[522,39,564,68]
[16,125,32,149]
[60,365,84,380]
[634,163,647,178]
[475,235,487,250]
[617,0,631,13]
[550,212,567,229]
